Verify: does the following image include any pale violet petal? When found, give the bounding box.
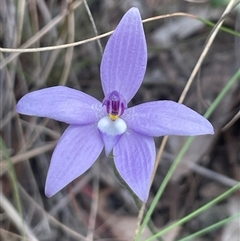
[100,7,147,103]
[98,116,127,156]
[16,86,105,124]
[45,124,103,197]
[113,130,155,202]
[123,101,214,137]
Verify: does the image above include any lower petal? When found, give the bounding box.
[113,130,155,202]
[45,124,103,197]
[98,116,127,156]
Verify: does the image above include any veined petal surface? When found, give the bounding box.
[123,101,214,137]
[100,7,147,103]
[113,130,155,202]
[16,86,104,124]
[45,124,103,197]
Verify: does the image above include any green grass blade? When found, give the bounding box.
[177,212,240,241]
[145,184,240,240]
[198,17,240,37]
[204,68,240,119]
[135,69,240,240]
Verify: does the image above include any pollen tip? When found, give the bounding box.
[109,114,119,121]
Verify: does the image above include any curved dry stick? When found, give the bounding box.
[0,191,39,241]
[0,0,84,69]
[0,13,197,54]
[135,0,239,237]
[0,142,57,176]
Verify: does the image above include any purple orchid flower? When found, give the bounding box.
[16,8,214,202]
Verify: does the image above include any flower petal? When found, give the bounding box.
[98,116,127,156]
[100,7,147,103]
[123,101,214,137]
[113,130,155,202]
[16,86,104,124]
[45,124,103,197]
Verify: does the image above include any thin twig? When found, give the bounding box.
[38,30,68,86]
[0,228,36,241]
[49,172,92,216]
[222,110,240,131]
[86,165,100,240]
[189,162,239,187]
[83,0,103,55]
[23,119,52,150]
[0,0,84,69]
[0,141,57,175]
[59,1,75,85]
[0,191,39,241]
[135,0,238,238]
[0,12,214,55]
[178,1,239,104]
[17,185,90,241]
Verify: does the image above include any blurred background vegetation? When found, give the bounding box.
[0,0,239,240]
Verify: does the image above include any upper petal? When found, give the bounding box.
[123,101,214,137]
[113,130,155,202]
[45,124,104,197]
[100,7,147,103]
[16,86,104,124]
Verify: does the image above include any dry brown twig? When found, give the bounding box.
[1,1,238,239]
[0,191,39,241]
[135,0,239,237]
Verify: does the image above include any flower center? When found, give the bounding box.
[103,90,127,121]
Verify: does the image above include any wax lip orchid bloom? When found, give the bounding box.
[16,7,214,202]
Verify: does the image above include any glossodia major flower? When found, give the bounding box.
[16,8,214,202]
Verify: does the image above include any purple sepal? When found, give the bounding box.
[16,86,104,125]
[45,124,103,197]
[123,101,214,137]
[100,7,147,103]
[113,130,155,202]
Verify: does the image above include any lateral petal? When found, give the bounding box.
[45,124,103,197]
[100,7,147,103]
[113,130,155,202]
[16,86,105,124]
[123,101,214,137]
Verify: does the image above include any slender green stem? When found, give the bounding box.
[135,68,240,241]
[111,158,163,241]
[204,68,240,119]
[177,212,240,241]
[135,137,194,241]
[198,17,240,37]
[145,184,240,240]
